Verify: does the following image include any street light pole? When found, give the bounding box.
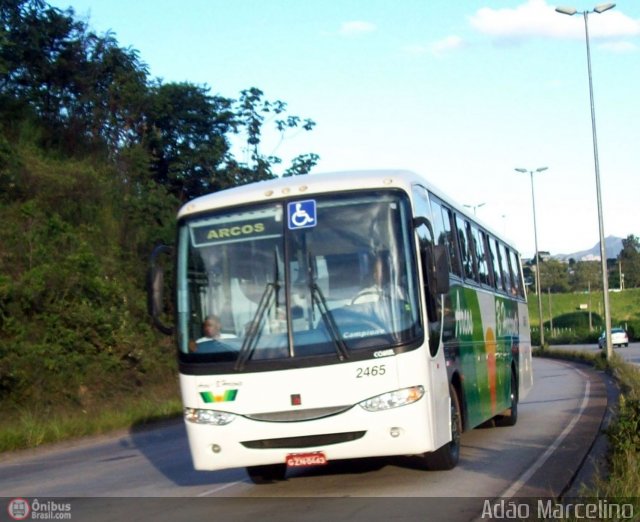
[556,3,615,359]
[464,202,486,216]
[515,166,548,348]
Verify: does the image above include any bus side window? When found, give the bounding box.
[442,206,462,277]
[429,198,447,249]
[465,220,479,283]
[498,242,513,295]
[509,249,525,298]
[489,237,504,292]
[428,196,461,277]
[472,226,491,287]
[456,216,475,281]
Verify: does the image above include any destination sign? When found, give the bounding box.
[191,218,282,247]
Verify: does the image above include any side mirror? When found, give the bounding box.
[147,244,174,335]
[414,216,450,295]
[412,216,432,237]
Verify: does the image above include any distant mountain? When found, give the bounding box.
[554,236,624,262]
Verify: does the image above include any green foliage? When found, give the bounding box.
[529,239,640,296]
[0,0,319,429]
[0,388,182,452]
[144,81,235,200]
[595,356,640,501]
[548,311,603,330]
[619,235,640,288]
[529,288,640,344]
[623,318,640,342]
[1,1,318,193]
[283,153,320,177]
[607,395,640,455]
[538,258,571,293]
[0,142,176,410]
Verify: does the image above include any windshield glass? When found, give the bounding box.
[176,190,422,369]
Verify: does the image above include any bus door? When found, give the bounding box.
[413,186,451,449]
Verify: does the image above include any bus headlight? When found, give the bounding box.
[184,407,237,425]
[358,386,425,412]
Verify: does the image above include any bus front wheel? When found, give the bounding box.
[420,384,462,471]
[246,463,287,484]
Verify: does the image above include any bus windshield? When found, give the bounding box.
[176,190,422,369]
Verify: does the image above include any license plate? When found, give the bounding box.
[285,451,328,467]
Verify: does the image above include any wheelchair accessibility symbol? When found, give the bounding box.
[288,200,317,230]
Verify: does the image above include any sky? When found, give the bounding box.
[48,0,640,258]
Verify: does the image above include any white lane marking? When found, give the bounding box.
[500,367,591,498]
[197,480,243,497]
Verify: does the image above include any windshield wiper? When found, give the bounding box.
[306,251,348,361]
[235,250,280,371]
[311,283,349,361]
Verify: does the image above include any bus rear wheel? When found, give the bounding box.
[420,384,462,471]
[246,463,287,484]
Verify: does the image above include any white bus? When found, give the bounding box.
[149,170,533,483]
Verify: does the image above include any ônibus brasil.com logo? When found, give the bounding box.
[7,498,30,520]
[7,498,72,520]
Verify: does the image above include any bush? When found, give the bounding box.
[532,326,600,346]
[622,319,640,342]
[0,141,177,414]
[545,311,603,330]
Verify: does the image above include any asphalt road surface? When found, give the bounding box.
[0,357,610,522]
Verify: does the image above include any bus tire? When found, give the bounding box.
[246,463,287,484]
[421,384,462,471]
[495,370,518,427]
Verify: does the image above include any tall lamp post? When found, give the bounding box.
[556,3,614,359]
[464,202,486,215]
[515,167,548,348]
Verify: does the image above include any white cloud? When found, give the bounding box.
[470,0,556,39]
[469,0,640,42]
[339,21,377,37]
[402,36,465,58]
[599,40,638,53]
[402,43,429,56]
[430,35,465,56]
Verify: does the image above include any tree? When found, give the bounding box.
[0,1,149,155]
[1,2,319,198]
[539,259,569,293]
[569,260,602,292]
[233,87,316,181]
[81,33,149,152]
[143,81,235,201]
[283,153,320,177]
[0,0,321,416]
[0,1,88,132]
[618,234,640,288]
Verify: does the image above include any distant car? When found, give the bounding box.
[598,327,629,349]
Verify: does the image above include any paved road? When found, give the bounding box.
[0,357,609,522]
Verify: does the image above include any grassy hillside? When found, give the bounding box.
[527,287,640,344]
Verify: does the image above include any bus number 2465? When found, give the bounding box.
[356,365,387,378]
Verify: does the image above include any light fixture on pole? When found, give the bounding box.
[463,202,486,215]
[555,3,614,359]
[515,167,548,348]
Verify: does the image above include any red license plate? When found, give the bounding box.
[285,452,328,467]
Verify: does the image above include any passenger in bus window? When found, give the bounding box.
[190,314,238,353]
